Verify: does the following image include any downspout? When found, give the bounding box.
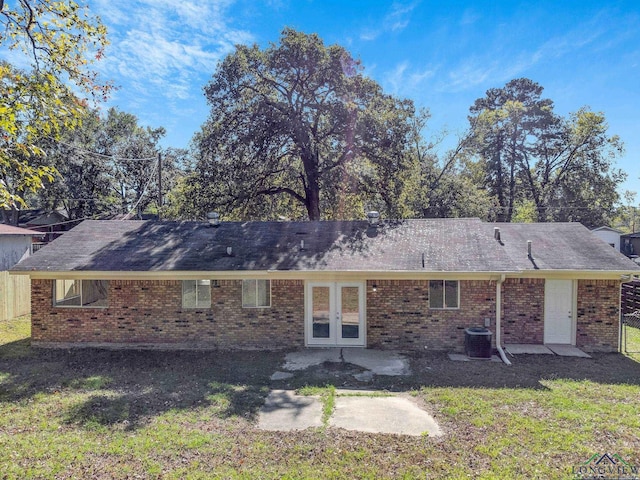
[620,273,638,353]
[496,274,511,365]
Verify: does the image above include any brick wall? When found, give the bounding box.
[31,279,305,349]
[366,280,496,351]
[501,278,544,344]
[576,279,620,352]
[30,277,622,352]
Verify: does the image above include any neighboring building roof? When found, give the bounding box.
[13,209,68,226]
[621,232,640,239]
[0,224,45,236]
[493,222,636,271]
[591,226,623,234]
[12,219,640,275]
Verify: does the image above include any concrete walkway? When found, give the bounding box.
[258,389,442,437]
[505,344,591,358]
[258,390,323,431]
[330,394,442,436]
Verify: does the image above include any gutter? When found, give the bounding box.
[495,274,511,366]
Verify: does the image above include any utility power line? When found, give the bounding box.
[53,139,158,162]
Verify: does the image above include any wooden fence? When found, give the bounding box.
[622,280,640,315]
[0,271,31,321]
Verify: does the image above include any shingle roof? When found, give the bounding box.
[492,222,637,271]
[12,219,640,274]
[0,224,45,236]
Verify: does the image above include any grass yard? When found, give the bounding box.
[1,317,640,479]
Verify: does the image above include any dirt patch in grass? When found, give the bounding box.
[2,316,640,478]
[275,349,640,391]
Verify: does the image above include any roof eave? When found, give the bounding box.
[14,268,636,281]
[13,269,519,281]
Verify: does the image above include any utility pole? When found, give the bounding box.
[157,152,162,219]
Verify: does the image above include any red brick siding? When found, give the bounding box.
[576,279,620,352]
[501,278,544,344]
[366,280,496,351]
[31,277,621,352]
[31,279,304,349]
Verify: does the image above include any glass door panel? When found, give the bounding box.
[340,286,360,339]
[311,286,331,340]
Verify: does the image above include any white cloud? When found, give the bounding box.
[440,9,617,94]
[385,2,418,31]
[93,0,254,103]
[384,61,437,94]
[360,1,419,41]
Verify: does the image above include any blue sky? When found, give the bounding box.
[89,0,639,198]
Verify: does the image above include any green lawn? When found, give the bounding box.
[1,316,639,479]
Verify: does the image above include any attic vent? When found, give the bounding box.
[367,211,380,227]
[207,212,220,227]
[494,227,501,241]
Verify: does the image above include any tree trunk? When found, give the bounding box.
[305,178,321,220]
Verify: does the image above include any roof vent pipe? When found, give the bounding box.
[367,211,380,227]
[226,246,233,256]
[527,240,532,258]
[300,239,305,251]
[494,227,501,241]
[207,212,220,227]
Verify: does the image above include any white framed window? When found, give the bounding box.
[242,279,271,308]
[54,279,109,307]
[182,280,211,308]
[429,280,459,309]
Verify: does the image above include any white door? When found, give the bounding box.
[306,282,365,346]
[544,279,574,344]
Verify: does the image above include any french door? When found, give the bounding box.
[306,282,365,346]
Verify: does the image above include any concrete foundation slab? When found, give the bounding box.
[282,348,411,376]
[505,344,554,355]
[547,345,592,358]
[330,395,442,437]
[448,353,502,362]
[257,390,323,431]
[282,348,342,371]
[342,349,410,376]
[270,371,294,381]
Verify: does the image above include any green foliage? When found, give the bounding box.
[0,63,70,211]
[510,199,538,223]
[35,107,168,220]
[467,78,625,227]
[191,28,417,221]
[0,0,111,212]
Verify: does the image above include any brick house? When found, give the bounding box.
[10,218,640,353]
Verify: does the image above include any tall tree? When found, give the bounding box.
[193,28,416,221]
[99,108,165,216]
[35,108,168,220]
[468,78,556,222]
[468,78,624,225]
[0,0,111,219]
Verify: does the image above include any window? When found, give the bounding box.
[54,280,108,307]
[182,280,211,308]
[429,280,459,309]
[242,279,271,308]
